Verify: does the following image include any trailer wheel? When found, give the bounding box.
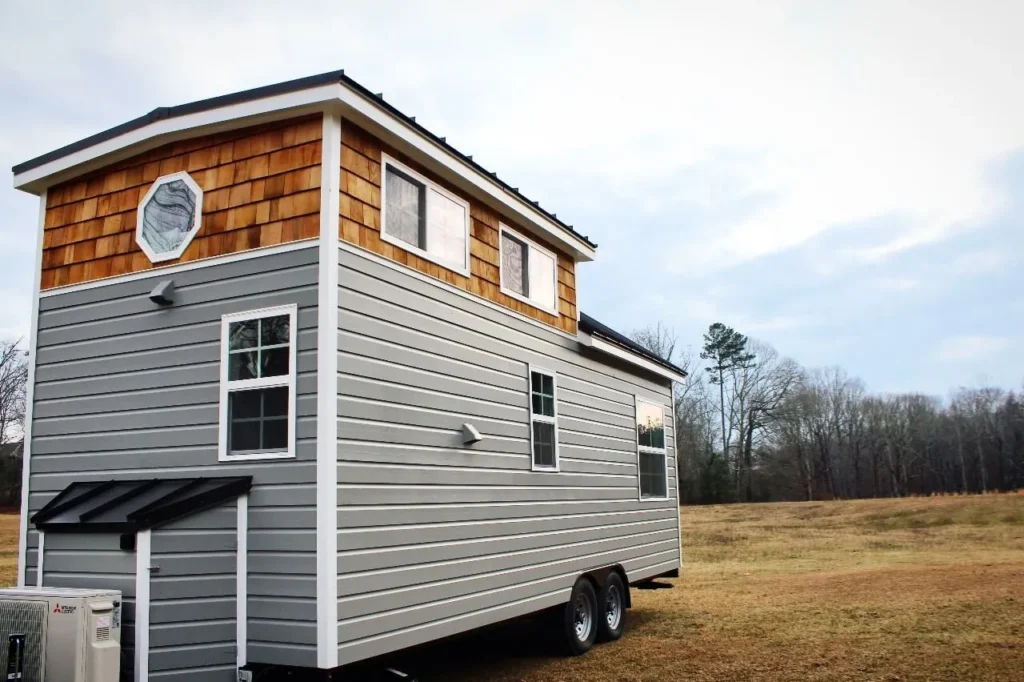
[597,571,626,642]
[561,577,599,655]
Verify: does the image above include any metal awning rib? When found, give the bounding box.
[30,476,252,534]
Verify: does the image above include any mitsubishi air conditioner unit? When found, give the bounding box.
[0,587,121,682]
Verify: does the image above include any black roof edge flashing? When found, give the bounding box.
[579,312,688,379]
[13,69,596,250]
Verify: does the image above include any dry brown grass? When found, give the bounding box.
[391,494,1024,681]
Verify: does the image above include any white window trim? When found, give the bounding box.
[136,171,204,263]
[528,365,560,472]
[218,304,299,462]
[635,396,669,501]
[498,223,560,316]
[379,153,471,277]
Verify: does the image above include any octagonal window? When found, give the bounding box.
[136,171,204,263]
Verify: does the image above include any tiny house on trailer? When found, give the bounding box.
[11,71,687,680]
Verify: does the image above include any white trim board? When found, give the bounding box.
[316,112,341,668]
[579,332,687,384]
[135,529,152,682]
[18,189,46,588]
[38,238,318,297]
[14,81,595,262]
[236,494,248,669]
[35,531,44,587]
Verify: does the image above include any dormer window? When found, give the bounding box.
[499,225,557,314]
[381,154,470,276]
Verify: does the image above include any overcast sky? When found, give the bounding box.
[1,1,1022,397]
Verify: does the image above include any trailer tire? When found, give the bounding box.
[597,571,626,642]
[561,577,599,655]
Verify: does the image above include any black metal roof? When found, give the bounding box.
[579,312,688,379]
[12,69,596,250]
[31,476,252,534]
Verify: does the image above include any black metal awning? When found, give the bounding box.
[31,476,252,534]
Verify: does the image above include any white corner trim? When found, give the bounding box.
[670,387,683,566]
[135,171,204,263]
[18,189,46,588]
[635,396,670,503]
[14,84,344,193]
[498,223,560,316]
[379,153,472,278]
[35,531,44,588]
[581,333,687,384]
[217,304,299,462]
[527,364,560,473]
[38,238,318,297]
[236,494,248,669]
[135,529,152,682]
[316,111,341,668]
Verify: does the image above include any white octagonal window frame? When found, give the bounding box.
[136,171,204,263]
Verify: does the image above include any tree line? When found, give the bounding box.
[632,323,1024,504]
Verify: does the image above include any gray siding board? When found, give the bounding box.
[338,422,528,454]
[338,397,527,438]
[337,247,680,664]
[27,249,320,670]
[248,599,316,622]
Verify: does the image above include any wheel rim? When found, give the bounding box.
[605,584,622,630]
[573,592,593,641]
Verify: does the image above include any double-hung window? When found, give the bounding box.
[381,154,470,276]
[529,368,558,470]
[636,398,668,499]
[219,305,298,461]
[499,224,558,314]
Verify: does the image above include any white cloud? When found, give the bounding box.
[934,335,1010,361]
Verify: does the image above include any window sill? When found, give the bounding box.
[499,284,559,317]
[219,450,295,462]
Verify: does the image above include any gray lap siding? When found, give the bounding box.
[24,246,321,668]
[336,246,679,664]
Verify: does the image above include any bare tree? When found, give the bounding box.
[0,340,28,444]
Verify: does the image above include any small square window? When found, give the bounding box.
[500,226,558,312]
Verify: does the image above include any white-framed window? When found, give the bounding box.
[529,366,559,471]
[136,171,204,263]
[499,224,558,314]
[635,398,668,499]
[380,153,470,276]
[218,305,298,462]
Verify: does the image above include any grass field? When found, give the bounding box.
[3,495,1022,680]
[392,493,1024,681]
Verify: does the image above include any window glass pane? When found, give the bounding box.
[542,375,554,397]
[263,386,289,417]
[501,233,528,296]
[229,418,261,453]
[263,418,288,450]
[261,347,290,378]
[533,421,556,468]
[427,189,467,270]
[528,247,556,309]
[229,320,258,350]
[385,167,424,248]
[542,396,555,417]
[532,393,543,415]
[230,389,262,419]
[260,316,289,346]
[229,351,258,381]
[639,451,666,498]
[531,371,542,393]
[637,402,665,450]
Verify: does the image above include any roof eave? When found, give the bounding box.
[13,71,597,262]
[579,331,688,384]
